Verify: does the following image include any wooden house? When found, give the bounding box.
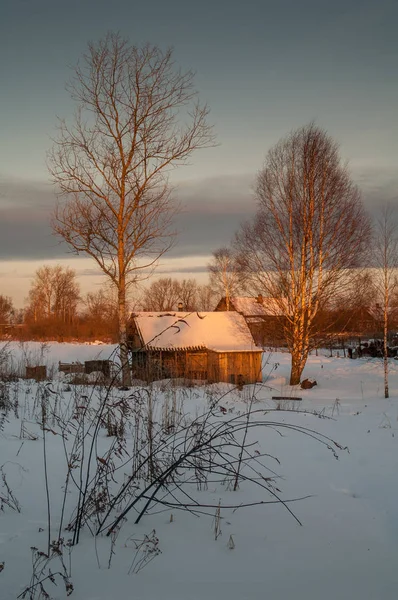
[323,303,398,342]
[128,311,262,384]
[214,295,287,347]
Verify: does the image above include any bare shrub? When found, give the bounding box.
[0,463,22,512]
[126,530,161,574]
[18,539,73,600]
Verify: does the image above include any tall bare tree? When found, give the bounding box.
[140,277,182,311]
[235,123,371,385]
[52,266,81,324]
[140,277,199,311]
[208,247,242,310]
[374,206,398,398]
[48,33,214,385]
[178,278,199,310]
[196,283,217,311]
[82,286,119,340]
[26,265,80,324]
[0,295,14,324]
[84,287,118,323]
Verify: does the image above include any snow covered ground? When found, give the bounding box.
[1,343,398,599]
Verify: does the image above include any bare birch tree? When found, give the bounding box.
[140,277,182,311]
[48,33,215,385]
[235,123,371,385]
[196,284,217,311]
[374,205,398,398]
[84,287,118,323]
[27,265,80,324]
[0,295,14,324]
[140,277,200,311]
[179,278,200,310]
[208,247,242,310]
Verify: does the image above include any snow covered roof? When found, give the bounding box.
[131,311,261,352]
[230,297,287,317]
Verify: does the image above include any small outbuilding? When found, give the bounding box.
[129,311,263,384]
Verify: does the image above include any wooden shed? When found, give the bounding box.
[128,311,262,384]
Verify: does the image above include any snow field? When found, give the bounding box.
[0,343,397,599]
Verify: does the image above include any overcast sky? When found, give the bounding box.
[1,0,397,306]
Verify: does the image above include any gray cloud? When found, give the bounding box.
[170,174,256,257]
[0,173,256,261]
[138,264,209,277]
[1,168,397,263]
[175,174,255,213]
[351,167,398,214]
[0,177,69,260]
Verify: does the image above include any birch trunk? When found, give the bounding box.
[118,277,131,387]
[383,273,389,399]
[290,353,305,385]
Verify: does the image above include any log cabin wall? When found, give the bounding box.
[131,349,209,382]
[207,350,262,384]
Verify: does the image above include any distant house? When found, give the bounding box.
[329,304,398,340]
[214,295,287,347]
[128,311,262,384]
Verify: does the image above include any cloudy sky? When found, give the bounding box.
[1,0,397,306]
